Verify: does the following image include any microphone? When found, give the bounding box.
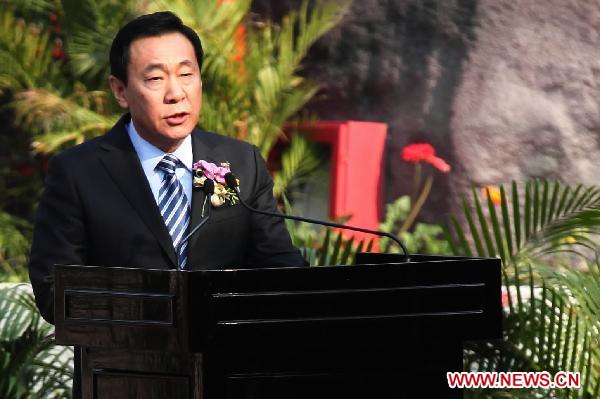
[180,179,215,244]
[223,173,410,262]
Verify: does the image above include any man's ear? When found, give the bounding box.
[108,75,129,109]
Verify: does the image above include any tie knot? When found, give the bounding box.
[156,154,180,175]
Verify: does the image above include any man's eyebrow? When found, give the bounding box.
[179,59,195,67]
[142,63,167,74]
[142,60,196,73]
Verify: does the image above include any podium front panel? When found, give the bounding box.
[54,265,189,352]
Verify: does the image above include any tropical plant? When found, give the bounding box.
[0,283,73,398]
[445,180,600,398]
[0,0,351,282]
[285,141,454,265]
[272,132,327,200]
[376,142,451,255]
[1,0,351,159]
[0,3,353,395]
[0,212,31,282]
[379,195,451,255]
[386,143,450,242]
[282,195,374,267]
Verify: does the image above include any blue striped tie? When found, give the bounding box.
[156,154,191,269]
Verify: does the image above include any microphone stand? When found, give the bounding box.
[180,180,215,245]
[224,173,410,262]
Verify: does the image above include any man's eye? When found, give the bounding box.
[147,77,162,81]
[181,73,193,77]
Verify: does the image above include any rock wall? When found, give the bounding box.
[451,0,600,200]
[251,0,600,222]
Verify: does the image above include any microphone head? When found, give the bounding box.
[224,172,239,189]
[202,179,215,195]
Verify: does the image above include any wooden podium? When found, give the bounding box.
[54,254,502,398]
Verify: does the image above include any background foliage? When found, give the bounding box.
[0,283,72,398]
[0,0,350,281]
[1,1,598,398]
[0,0,351,396]
[446,180,600,398]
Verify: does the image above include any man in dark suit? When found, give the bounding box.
[28,13,305,390]
[29,10,305,324]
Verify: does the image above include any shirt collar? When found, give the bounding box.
[127,120,193,172]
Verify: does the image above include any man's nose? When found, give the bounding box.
[164,76,185,103]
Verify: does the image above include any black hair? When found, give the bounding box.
[109,11,204,85]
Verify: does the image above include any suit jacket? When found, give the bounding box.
[28,114,306,325]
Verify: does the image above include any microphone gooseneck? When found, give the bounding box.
[223,173,410,262]
[202,179,215,197]
[180,180,215,244]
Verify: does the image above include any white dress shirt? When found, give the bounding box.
[127,121,193,206]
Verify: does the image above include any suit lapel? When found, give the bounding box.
[98,115,178,268]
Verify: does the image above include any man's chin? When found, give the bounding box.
[160,122,196,138]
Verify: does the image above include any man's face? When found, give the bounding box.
[109,32,202,152]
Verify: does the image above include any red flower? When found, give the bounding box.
[51,39,64,60]
[401,143,451,173]
[428,156,451,173]
[402,143,435,162]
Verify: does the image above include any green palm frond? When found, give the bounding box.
[5,0,57,17]
[272,133,325,199]
[61,0,137,83]
[283,197,371,266]
[11,88,116,153]
[0,10,63,93]
[0,212,30,282]
[149,0,251,130]
[245,0,350,156]
[464,268,599,399]
[446,180,600,398]
[148,0,250,58]
[0,283,73,398]
[191,0,350,156]
[538,260,600,350]
[445,180,600,265]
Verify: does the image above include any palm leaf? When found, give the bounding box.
[447,180,600,265]
[5,0,56,16]
[242,0,351,156]
[465,279,598,398]
[448,180,600,398]
[11,88,116,153]
[0,212,31,282]
[0,10,63,93]
[272,132,325,199]
[0,283,73,398]
[284,197,367,267]
[149,0,250,62]
[61,0,137,83]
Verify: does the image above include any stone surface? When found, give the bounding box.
[251,0,600,223]
[450,0,600,203]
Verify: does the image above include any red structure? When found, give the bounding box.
[295,121,388,249]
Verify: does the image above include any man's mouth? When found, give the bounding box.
[165,112,189,126]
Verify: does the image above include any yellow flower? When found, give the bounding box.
[566,236,577,244]
[214,184,227,196]
[193,175,207,187]
[482,186,502,206]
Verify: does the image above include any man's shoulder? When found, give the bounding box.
[51,134,106,165]
[51,116,127,165]
[192,129,256,152]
